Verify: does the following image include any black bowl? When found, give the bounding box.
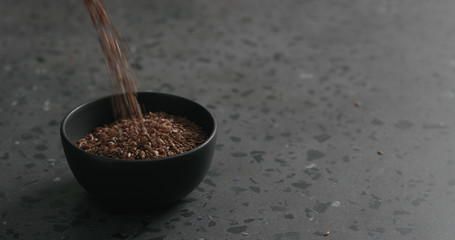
[60,92,217,207]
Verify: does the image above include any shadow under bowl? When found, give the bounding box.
[60,92,217,207]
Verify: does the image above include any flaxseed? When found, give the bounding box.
[76,112,207,160]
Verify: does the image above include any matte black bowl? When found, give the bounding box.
[60,92,217,207]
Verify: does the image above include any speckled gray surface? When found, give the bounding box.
[2,0,455,239]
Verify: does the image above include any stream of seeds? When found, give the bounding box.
[84,0,142,119]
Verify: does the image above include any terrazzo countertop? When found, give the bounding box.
[2,0,455,239]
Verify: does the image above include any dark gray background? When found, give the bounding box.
[1,0,455,239]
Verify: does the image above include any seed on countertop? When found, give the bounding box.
[377,150,383,155]
[323,231,330,236]
[354,101,361,107]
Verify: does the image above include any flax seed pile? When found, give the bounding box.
[76,112,207,160]
[78,0,207,160]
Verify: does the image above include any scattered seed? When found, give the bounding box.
[354,101,361,107]
[323,231,330,236]
[377,150,383,155]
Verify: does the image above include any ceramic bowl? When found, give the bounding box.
[60,92,217,207]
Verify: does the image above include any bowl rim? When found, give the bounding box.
[60,91,217,163]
